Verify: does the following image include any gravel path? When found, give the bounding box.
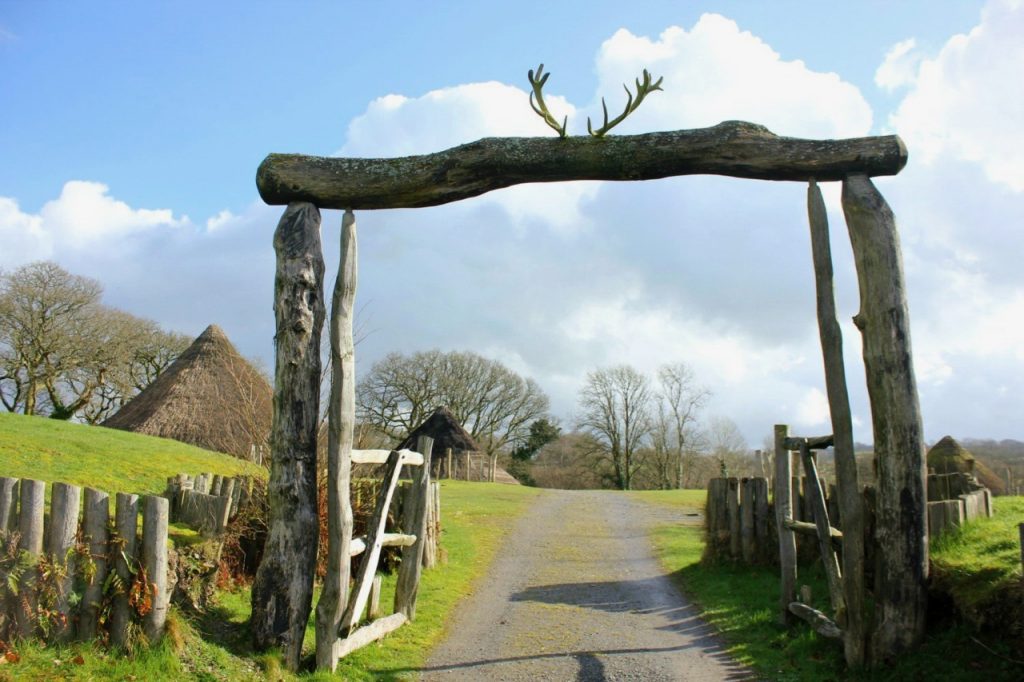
[419,490,752,681]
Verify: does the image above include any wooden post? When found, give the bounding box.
[210,474,223,496]
[446,448,453,480]
[111,492,139,648]
[422,481,437,569]
[490,452,498,483]
[367,575,383,620]
[775,425,797,626]
[808,179,865,666]
[316,210,358,672]
[142,495,169,642]
[48,482,81,642]
[726,478,741,560]
[394,436,434,619]
[753,477,770,564]
[741,478,755,563]
[842,174,927,662]
[0,477,18,531]
[79,487,110,640]
[16,479,44,637]
[464,452,470,481]
[251,202,326,670]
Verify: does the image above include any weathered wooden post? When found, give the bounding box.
[446,448,453,480]
[0,477,18,531]
[775,425,797,626]
[48,482,81,642]
[16,479,44,637]
[842,174,927,662]
[726,478,741,559]
[142,495,169,642]
[79,488,110,640]
[111,492,139,648]
[395,436,434,619]
[807,178,867,666]
[753,477,770,563]
[316,210,358,671]
[741,478,755,563]
[251,201,327,670]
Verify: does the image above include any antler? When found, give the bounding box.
[587,69,664,138]
[528,63,568,138]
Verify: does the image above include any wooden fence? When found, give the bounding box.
[0,476,168,645]
[705,468,993,566]
[438,449,498,482]
[164,472,252,537]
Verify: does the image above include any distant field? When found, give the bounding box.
[0,411,261,495]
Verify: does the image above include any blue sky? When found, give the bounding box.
[2,1,1022,446]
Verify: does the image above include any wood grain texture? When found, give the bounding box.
[48,482,81,642]
[256,122,908,209]
[394,436,434,619]
[774,426,797,626]
[808,179,866,666]
[251,202,326,670]
[79,488,110,640]
[842,175,927,664]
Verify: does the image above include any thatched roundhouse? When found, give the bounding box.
[397,406,520,484]
[103,324,271,459]
[926,435,1005,495]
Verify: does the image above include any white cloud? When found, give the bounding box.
[886,0,1024,190]
[591,15,872,138]
[875,39,922,92]
[205,209,238,232]
[0,197,48,267]
[796,388,831,429]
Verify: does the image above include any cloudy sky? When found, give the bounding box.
[2,1,1021,446]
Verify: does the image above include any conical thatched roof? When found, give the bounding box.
[397,406,480,454]
[927,435,1005,495]
[103,324,271,458]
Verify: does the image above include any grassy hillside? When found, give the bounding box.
[0,412,261,495]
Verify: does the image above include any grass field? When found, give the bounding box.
[0,412,261,495]
[639,489,1024,681]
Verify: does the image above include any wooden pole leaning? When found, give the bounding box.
[807,179,866,666]
[842,175,928,663]
[316,210,358,672]
[394,436,434,619]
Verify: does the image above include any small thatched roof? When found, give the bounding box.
[927,435,1005,495]
[397,406,480,454]
[103,324,271,459]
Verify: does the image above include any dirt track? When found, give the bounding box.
[419,489,751,681]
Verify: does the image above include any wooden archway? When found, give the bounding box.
[250,120,926,672]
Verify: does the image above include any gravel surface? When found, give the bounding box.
[419,490,752,681]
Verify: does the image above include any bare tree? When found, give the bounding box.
[648,363,711,489]
[576,364,652,490]
[356,349,549,454]
[530,431,607,489]
[706,415,752,478]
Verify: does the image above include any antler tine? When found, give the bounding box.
[527,63,568,138]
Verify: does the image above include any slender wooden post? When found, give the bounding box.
[16,479,44,637]
[316,210,358,672]
[753,478,770,563]
[79,488,110,640]
[842,175,927,662]
[0,477,18,531]
[741,478,755,563]
[142,495,169,642]
[251,202,326,670]
[807,178,866,666]
[367,575,383,620]
[446,448,453,480]
[210,474,223,496]
[394,436,434,619]
[726,478,741,559]
[111,492,139,648]
[48,482,81,642]
[775,425,797,626]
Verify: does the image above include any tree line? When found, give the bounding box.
[0,261,189,422]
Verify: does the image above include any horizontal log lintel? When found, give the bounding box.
[256,121,907,210]
[349,533,417,557]
[336,612,408,659]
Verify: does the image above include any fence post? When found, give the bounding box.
[79,487,110,640]
[741,478,755,563]
[0,477,18,531]
[48,482,82,642]
[775,425,797,626]
[17,479,45,637]
[395,436,434,619]
[142,495,169,642]
[111,493,139,648]
[726,478,741,559]
[753,477,770,564]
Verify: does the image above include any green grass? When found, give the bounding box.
[2,480,541,680]
[641,489,1024,681]
[0,412,261,495]
[625,487,707,510]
